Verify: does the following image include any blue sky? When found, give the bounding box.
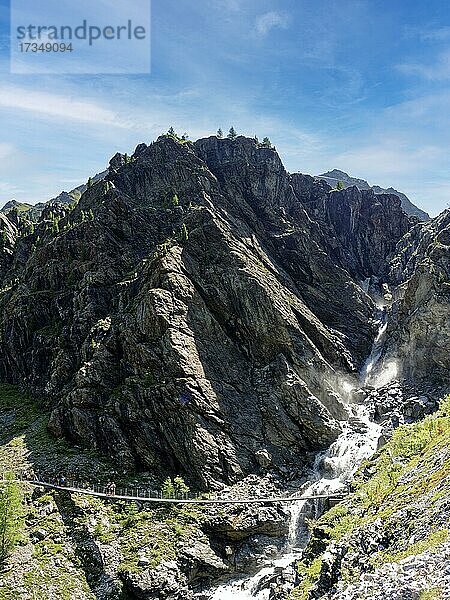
[0,0,449,215]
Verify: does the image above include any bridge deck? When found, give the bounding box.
[6,479,346,505]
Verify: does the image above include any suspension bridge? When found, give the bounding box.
[3,477,347,507]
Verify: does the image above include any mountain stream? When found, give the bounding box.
[205,312,388,599]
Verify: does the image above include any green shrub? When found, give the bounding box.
[419,588,442,600]
[321,505,361,541]
[161,477,174,499]
[292,558,323,600]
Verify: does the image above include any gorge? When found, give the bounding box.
[0,133,449,599]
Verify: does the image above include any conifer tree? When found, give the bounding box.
[161,477,174,498]
[228,126,237,140]
[173,476,190,498]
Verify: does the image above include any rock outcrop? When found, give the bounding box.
[385,209,450,383]
[0,212,19,277]
[291,174,412,280]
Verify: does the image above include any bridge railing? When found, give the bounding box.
[4,471,212,501]
[1,471,348,505]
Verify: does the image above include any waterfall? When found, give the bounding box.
[361,296,398,388]
[361,307,388,386]
[206,402,381,600]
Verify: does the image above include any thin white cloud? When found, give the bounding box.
[255,11,289,37]
[398,49,450,80]
[0,181,23,197]
[0,143,15,160]
[213,0,242,10]
[383,91,450,126]
[0,86,127,126]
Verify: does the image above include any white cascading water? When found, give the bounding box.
[206,315,388,600]
[361,307,388,386]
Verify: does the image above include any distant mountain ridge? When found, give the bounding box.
[47,170,108,206]
[0,170,107,221]
[316,169,430,221]
[1,199,33,213]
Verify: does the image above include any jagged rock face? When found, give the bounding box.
[291,174,412,280]
[194,138,374,361]
[0,213,18,277]
[0,136,423,488]
[315,168,430,222]
[123,561,193,600]
[386,209,450,382]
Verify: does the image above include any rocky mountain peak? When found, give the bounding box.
[0,130,448,600]
[0,133,446,491]
[291,175,412,280]
[319,169,370,189]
